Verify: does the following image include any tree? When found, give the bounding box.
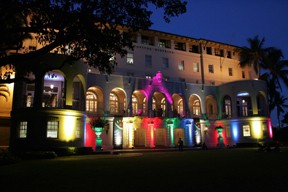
[270,91,288,129]
[0,0,187,82]
[260,48,288,112]
[238,36,267,78]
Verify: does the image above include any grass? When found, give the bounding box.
[1,148,288,192]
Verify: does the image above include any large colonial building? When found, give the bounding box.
[0,29,272,152]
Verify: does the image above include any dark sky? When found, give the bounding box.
[150,0,288,126]
[151,0,288,59]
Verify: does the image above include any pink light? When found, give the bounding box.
[143,71,172,104]
[268,120,273,138]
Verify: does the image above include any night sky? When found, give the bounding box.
[150,0,288,126]
[151,0,288,59]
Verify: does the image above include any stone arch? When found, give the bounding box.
[110,88,127,116]
[86,86,104,115]
[189,94,202,118]
[132,90,146,116]
[172,93,185,117]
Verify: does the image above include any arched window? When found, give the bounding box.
[110,93,118,113]
[223,96,232,118]
[86,92,97,112]
[193,100,201,116]
[132,95,138,116]
[178,99,183,116]
[161,98,166,111]
[237,92,251,117]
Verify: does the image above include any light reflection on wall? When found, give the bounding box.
[167,119,175,147]
[62,115,76,141]
[184,119,193,146]
[251,118,262,139]
[231,122,239,142]
[143,71,172,104]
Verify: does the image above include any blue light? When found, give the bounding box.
[231,122,239,141]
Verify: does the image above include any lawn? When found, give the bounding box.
[1,148,287,192]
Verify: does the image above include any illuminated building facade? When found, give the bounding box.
[0,29,272,151]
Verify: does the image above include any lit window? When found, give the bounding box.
[158,39,170,48]
[145,55,152,67]
[178,61,184,71]
[127,53,134,64]
[228,68,233,76]
[86,92,97,112]
[110,93,118,113]
[162,57,169,69]
[224,96,232,118]
[193,100,201,116]
[177,99,184,117]
[243,125,251,137]
[208,65,214,73]
[193,63,199,72]
[47,121,59,138]
[19,121,28,138]
[132,95,138,116]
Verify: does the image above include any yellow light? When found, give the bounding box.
[62,115,76,141]
[251,119,262,139]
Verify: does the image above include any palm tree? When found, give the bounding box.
[260,48,288,120]
[238,36,267,78]
[270,91,288,129]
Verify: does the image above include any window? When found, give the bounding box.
[190,45,199,53]
[206,47,212,55]
[208,65,214,73]
[175,42,186,51]
[243,125,251,136]
[47,121,59,138]
[162,57,169,69]
[192,100,201,116]
[110,93,118,113]
[86,92,97,112]
[141,35,154,45]
[227,51,232,58]
[19,121,28,138]
[215,49,224,57]
[228,68,233,76]
[132,95,138,116]
[224,96,232,118]
[177,99,184,117]
[145,55,152,67]
[178,61,184,71]
[242,71,246,79]
[158,39,170,48]
[127,53,133,64]
[193,63,199,72]
[237,97,249,117]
